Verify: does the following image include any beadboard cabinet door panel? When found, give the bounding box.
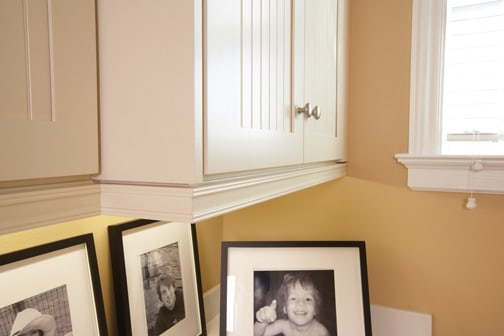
[0,0,98,182]
[294,0,348,164]
[204,0,303,175]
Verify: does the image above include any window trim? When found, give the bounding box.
[395,0,504,195]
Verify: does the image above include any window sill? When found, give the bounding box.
[395,154,504,194]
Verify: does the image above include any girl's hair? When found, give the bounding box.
[277,272,323,315]
[156,275,175,301]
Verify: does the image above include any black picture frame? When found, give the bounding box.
[0,234,108,336]
[220,241,372,336]
[108,219,206,336]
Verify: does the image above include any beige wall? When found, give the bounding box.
[221,0,504,335]
[195,216,223,291]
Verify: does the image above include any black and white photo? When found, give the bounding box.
[108,220,205,336]
[253,270,337,336]
[220,241,372,336]
[0,234,108,336]
[0,285,72,336]
[141,243,186,336]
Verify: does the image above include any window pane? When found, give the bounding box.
[442,0,504,154]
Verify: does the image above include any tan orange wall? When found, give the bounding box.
[221,0,504,335]
[194,216,223,291]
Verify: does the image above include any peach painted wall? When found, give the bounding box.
[195,216,223,291]
[221,1,504,335]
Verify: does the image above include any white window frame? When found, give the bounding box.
[395,0,504,194]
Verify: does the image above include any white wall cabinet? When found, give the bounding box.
[205,0,347,174]
[0,0,100,233]
[0,0,99,182]
[97,0,348,222]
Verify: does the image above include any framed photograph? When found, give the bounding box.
[220,241,372,336]
[108,220,206,336]
[0,234,108,336]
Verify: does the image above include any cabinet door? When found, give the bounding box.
[294,0,348,163]
[0,0,98,181]
[205,0,303,175]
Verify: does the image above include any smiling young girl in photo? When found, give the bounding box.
[254,272,330,336]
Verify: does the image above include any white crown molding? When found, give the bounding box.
[395,154,504,194]
[0,181,101,234]
[100,163,346,222]
[0,164,344,234]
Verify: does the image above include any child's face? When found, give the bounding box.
[159,284,176,310]
[284,281,317,327]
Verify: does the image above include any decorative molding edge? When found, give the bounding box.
[395,154,504,194]
[100,163,346,222]
[0,164,345,234]
[0,182,101,235]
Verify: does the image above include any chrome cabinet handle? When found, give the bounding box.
[311,105,321,120]
[297,103,321,120]
[297,103,312,118]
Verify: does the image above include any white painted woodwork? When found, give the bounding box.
[205,0,303,174]
[395,154,504,194]
[98,0,346,183]
[0,0,99,181]
[97,0,202,184]
[101,163,346,223]
[407,0,447,155]
[0,181,100,235]
[1,0,348,229]
[295,0,348,163]
[206,0,348,174]
[96,0,348,222]
[396,0,504,195]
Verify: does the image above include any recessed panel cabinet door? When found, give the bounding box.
[205,0,303,175]
[0,0,98,181]
[294,0,348,163]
